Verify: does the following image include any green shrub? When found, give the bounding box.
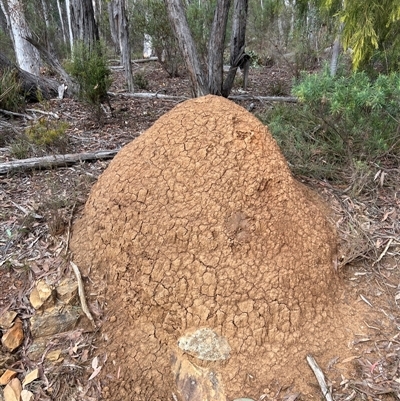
[9,136,31,159]
[0,69,24,111]
[25,118,69,147]
[133,72,149,90]
[259,67,400,183]
[65,42,111,106]
[293,67,400,158]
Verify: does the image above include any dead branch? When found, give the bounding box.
[229,94,298,102]
[108,91,189,101]
[0,149,120,175]
[70,261,95,327]
[108,91,298,103]
[307,354,333,401]
[26,109,60,119]
[110,57,159,69]
[0,108,33,120]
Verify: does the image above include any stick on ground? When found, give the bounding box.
[306,354,333,401]
[70,261,95,328]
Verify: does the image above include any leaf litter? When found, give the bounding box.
[0,63,399,400]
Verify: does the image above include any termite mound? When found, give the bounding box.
[71,95,364,400]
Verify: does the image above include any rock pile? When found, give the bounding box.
[70,95,363,400]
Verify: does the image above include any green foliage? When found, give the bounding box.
[25,118,69,147]
[131,0,182,77]
[9,137,31,160]
[9,118,69,159]
[186,0,217,62]
[133,72,149,90]
[65,42,111,106]
[0,69,24,112]
[321,0,400,71]
[259,67,400,182]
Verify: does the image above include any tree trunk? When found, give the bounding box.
[56,0,67,46]
[222,0,249,97]
[207,0,231,95]
[108,1,119,54]
[109,0,133,92]
[69,0,99,48]
[143,34,153,58]
[65,0,74,51]
[6,0,40,75]
[0,51,59,101]
[330,24,343,77]
[164,0,208,97]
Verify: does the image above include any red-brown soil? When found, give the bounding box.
[70,95,373,400]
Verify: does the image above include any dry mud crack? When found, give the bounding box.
[70,95,376,401]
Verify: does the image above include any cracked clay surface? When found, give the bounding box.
[71,95,366,400]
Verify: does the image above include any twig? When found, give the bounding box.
[306,354,333,401]
[70,261,95,327]
[360,294,373,307]
[26,109,59,119]
[373,238,393,266]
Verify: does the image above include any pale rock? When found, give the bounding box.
[171,353,226,401]
[0,370,17,386]
[46,350,63,363]
[26,336,50,361]
[56,277,78,304]
[29,280,54,310]
[1,319,24,352]
[178,328,231,361]
[30,305,82,338]
[0,311,17,330]
[3,378,21,401]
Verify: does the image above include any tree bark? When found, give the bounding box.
[69,0,99,48]
[207,0,231,95]
[330,24,343,77]
[222,0,249,97]
[56,0,67,46]
[5,0,40,75]
[0,51,59,101]
[164,0,208,97]
[109,0,133,91]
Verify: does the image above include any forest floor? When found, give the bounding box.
[0,61,399,401]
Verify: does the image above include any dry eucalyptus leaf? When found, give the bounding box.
[22,369,39,387]
[21,390,34,401]
[88,366,102,381]
[4,378,22,401]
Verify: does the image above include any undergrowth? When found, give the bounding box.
[0,69,24,112]
[259,67,400,191]
[9,118,69,159]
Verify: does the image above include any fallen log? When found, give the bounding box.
[108,91,189,101]
[0,51,60,101]
[108,91,298,103]
[229,94,298,102]
[0,149,120,175]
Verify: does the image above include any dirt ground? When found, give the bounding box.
[0,62,400,401]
